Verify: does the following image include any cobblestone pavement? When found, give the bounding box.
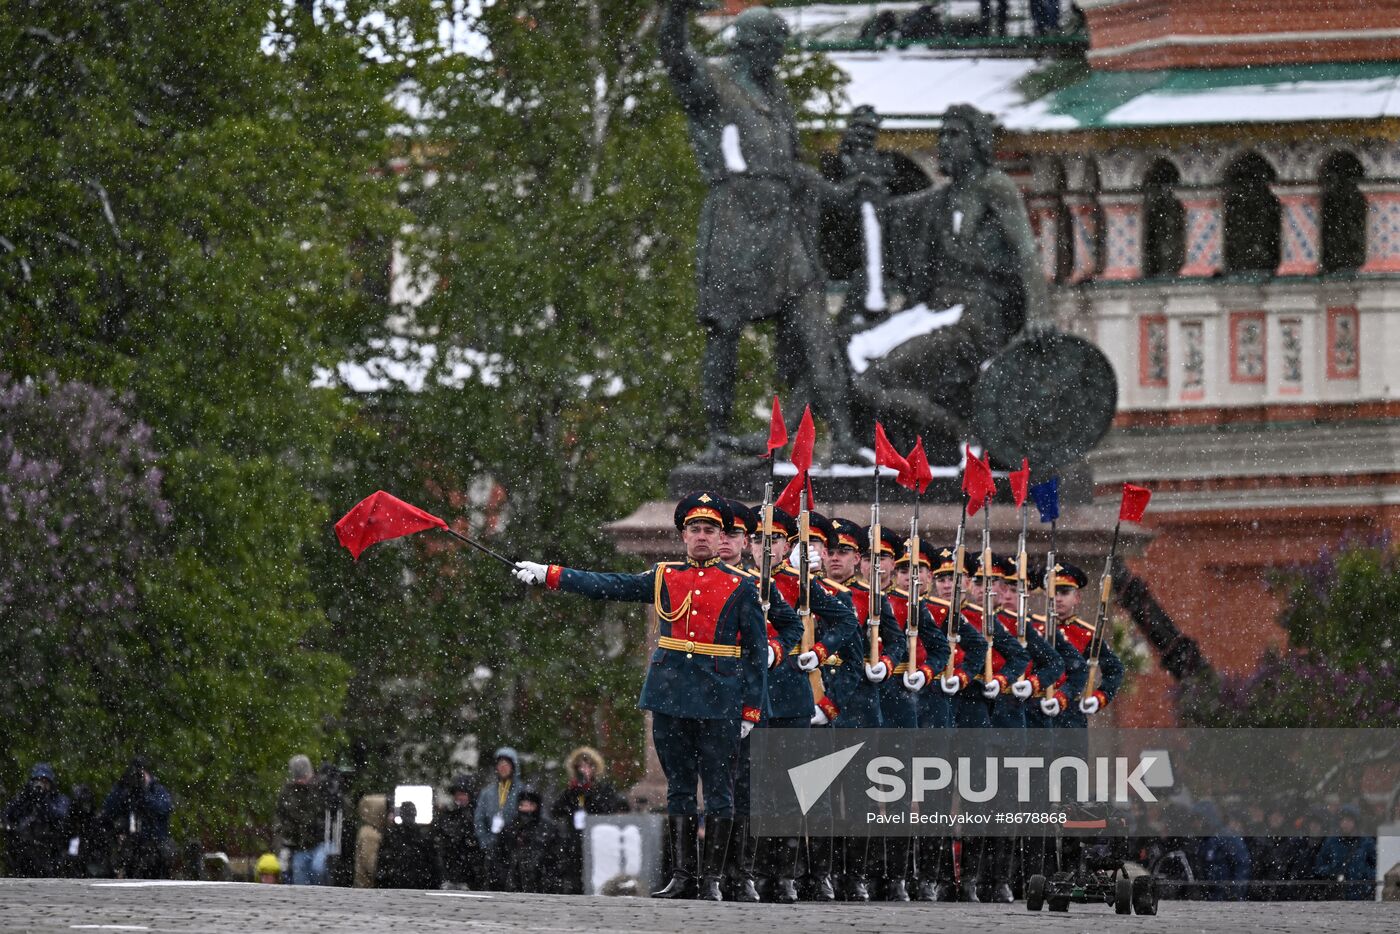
[0,880,1392,933]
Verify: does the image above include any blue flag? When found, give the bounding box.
[1029,477,1060,523]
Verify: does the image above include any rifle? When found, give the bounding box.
[1084,521,1120,699]
[980,502,995,685]
[867,467,882,665]
[758,481,775,616]
[941,496,970,680]
[1042,520,1059,701]
[797,489,824,700]
[905,512,921,679]
[1014,497,1030,646]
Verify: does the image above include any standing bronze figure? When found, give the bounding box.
[659,1,863,463]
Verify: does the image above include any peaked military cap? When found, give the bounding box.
[829,517,868,553]
[802,511,838,548]
[725,499,755,535]
[751,503,796,539]
[1049,561,1088,590]
[674,491,731,531]
[869,525,905,561]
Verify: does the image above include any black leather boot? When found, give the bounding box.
[651,815,698,898]
[885,837,911,902]
[734,818,760,902]
[698,815,733,901]
[809,835,836,901]
[846,836,871,901]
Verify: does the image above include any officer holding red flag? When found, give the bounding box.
[513,492,767,901]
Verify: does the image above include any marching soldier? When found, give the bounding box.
[791,511,898,901]
[846,522,951,902]
[827,517,926,901]
[988,554,1064,730]
[894,541,969,730]
[767,506,863,901]
[512,492,766,901]
[720,499,802,902]
[1043,562,1124,729]
[1025,566,1087,730]
[982,555,1064,904]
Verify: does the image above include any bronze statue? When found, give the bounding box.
[659,1,864,464]
[847,104,1052,464]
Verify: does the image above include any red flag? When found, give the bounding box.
[1119,483,1152,523]
[764,395,787,457]
[1009,458,1030,508]
[335,491,447,560]
[902,436,933,494]
[873,422,909,477]
[962,445,996,516]
[774,470,817,516]
[790,405,815,474]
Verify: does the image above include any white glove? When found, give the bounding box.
[810,705,829,726]
[902,669,927,692]
[981,678,1001,700]
[939,674,962,695]
[1079,694,1101,715]
[1012,678,1034,700]
[278,848,291,870]
[1040,696,1062,717]
[513,561,547,585]
[740,721,755,740]
[807,551,823,572]
[767,645,776,668]
[864,660,888,683]
[796,650,820,672]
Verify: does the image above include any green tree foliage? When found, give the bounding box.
[310,2,846,790]
[1180,539,1400,729]
[0,2,414,840]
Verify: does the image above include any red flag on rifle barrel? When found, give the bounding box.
[873,422,909,477]
[902,436,933,494]
[963,446,996,516]
[775,469,816,516]
[790,405,815,474]
[1119,483,1152,523]
[1009,458,1030,509]
[336,491,447,560]
[764,395,787,457]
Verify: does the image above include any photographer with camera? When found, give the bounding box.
[101,756,173,879]
[3,763,71,877]
[275,755,331,885]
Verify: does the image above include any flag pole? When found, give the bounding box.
[440,527,517,568]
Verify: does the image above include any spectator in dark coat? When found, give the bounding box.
[548,747,629,894]
[496,789,563,894]
[101,757,173,879]
[275,755,330,885]
[375,802,443,889]
[474,747,522,889]
[1313,806,1376,901]
[1198,803,1251,901]
[436,775,483,889]
[65,785,108,878]
[3,763,71,877]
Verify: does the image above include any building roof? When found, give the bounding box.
[821,55,1400,132]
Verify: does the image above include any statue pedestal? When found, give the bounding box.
[604,483,1153,810]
